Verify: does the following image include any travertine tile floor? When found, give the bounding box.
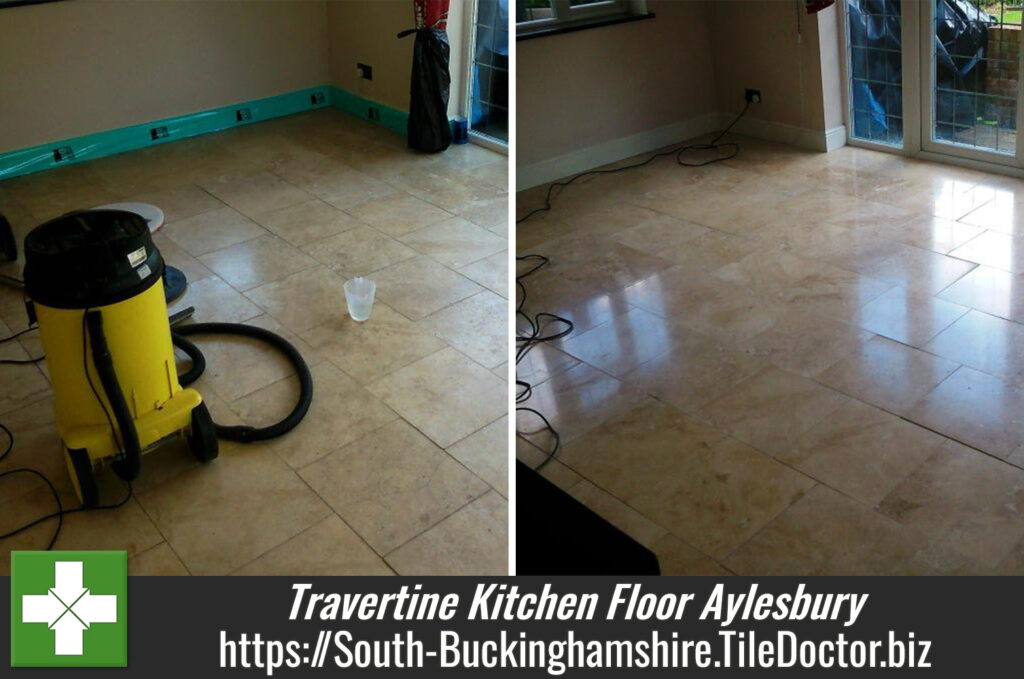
[0,108,508,576]
[516,134,1024,576]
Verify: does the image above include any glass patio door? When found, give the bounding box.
[920,0,1024,165]
[846,0,907,147]
[469,0,509,144]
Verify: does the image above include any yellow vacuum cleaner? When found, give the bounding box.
[22,210,313,506]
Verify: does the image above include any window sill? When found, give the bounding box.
[516,11,655,41]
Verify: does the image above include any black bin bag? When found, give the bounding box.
[401,27,452,153]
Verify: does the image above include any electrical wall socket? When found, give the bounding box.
[357,63,373,80]
[745,88,762,104]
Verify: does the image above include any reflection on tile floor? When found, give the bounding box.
[517,135,1024,575]
[0,109,508,575]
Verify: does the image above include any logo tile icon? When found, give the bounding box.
[11,551,127,667]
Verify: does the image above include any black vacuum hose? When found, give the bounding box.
[171,323,313,442]
[85,311,142,481]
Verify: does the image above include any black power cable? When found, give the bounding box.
[516,254,574,470]
[517,102,751,224]
[0,313,313,549]
[0,313,133,550]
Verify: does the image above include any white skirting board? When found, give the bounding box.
[516,113,721,191]
[516,114,847,191]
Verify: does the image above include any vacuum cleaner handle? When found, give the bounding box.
[85,310,142,481]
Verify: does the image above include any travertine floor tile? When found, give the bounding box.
[129,543,190,576]
[626,268,784,344]
[789,399,946,505]
[925,310,1024,386]
[419,290,508,368]
[515,437,582,491]
[561,400,814,559]
[624,328,768,413]
[303,225,417,277]
[245,266,347,334]
[368,348,506,448]
[560,307,693,377]
[458,250,508,297]
[371,255,483,321]
[949,229,1024,272]
[136,446,331,575]
[399,217,507,269]
[725,485,946,575]
[168,275,263,324]
[906,367,1024,459]
[234,516,392,576]
[199,233,318,291]
[163,206,268,256]
[516,343,580,387]
[739,311,873,377]
[937,265,1024,323]
[346,193,453,237]
[878,440,1024,569]
[567,480,668,549]
[870,214,983,254]
[299,419,488,554]
[817,336,959,414]
[853,285,969,347]
[152,232,214,283]
[252,199,363,247]
[201,171,311,217]
[447,417,508,497]
[300,302,446,384]
[650,535,731,576]
[608,214,710,254]
[126,183,224,223]
[231,361,398,470]
[516,363,646,448]
[698,367,850,458]
[1,486,162,574]
[860,244,977,294]
[0,322,49,416]
[386,491,507,575]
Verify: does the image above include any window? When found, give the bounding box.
[517,0,647,37]
[470,0,509,143]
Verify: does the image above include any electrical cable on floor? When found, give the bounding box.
[0,307,311,549]
[515,254,574,470]
[517,102,751,224]
[0,315,132,550]
[0,326,41,364]
[513,106,751,468]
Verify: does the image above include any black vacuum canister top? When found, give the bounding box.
[23,209,164,309]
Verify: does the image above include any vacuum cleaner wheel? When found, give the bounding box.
[188,401,219,462]
[67,447,99,508]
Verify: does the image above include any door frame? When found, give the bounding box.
[462,0,510,152]
[838,0,1024,178]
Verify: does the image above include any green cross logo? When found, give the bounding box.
[10,551,127,667]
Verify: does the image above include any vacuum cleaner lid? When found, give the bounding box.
[23,209,164,309]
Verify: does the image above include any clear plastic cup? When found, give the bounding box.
[344,276,376,322]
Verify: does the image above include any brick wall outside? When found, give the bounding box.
[986,25,1020,99]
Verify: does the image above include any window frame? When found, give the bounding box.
[517,0,642,37]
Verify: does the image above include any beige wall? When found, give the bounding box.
[708,0,828,132]
[517,0,718,166]
[0,0,330,152]
[326,0,466,116]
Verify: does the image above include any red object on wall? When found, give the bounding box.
[413,0,450,30]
